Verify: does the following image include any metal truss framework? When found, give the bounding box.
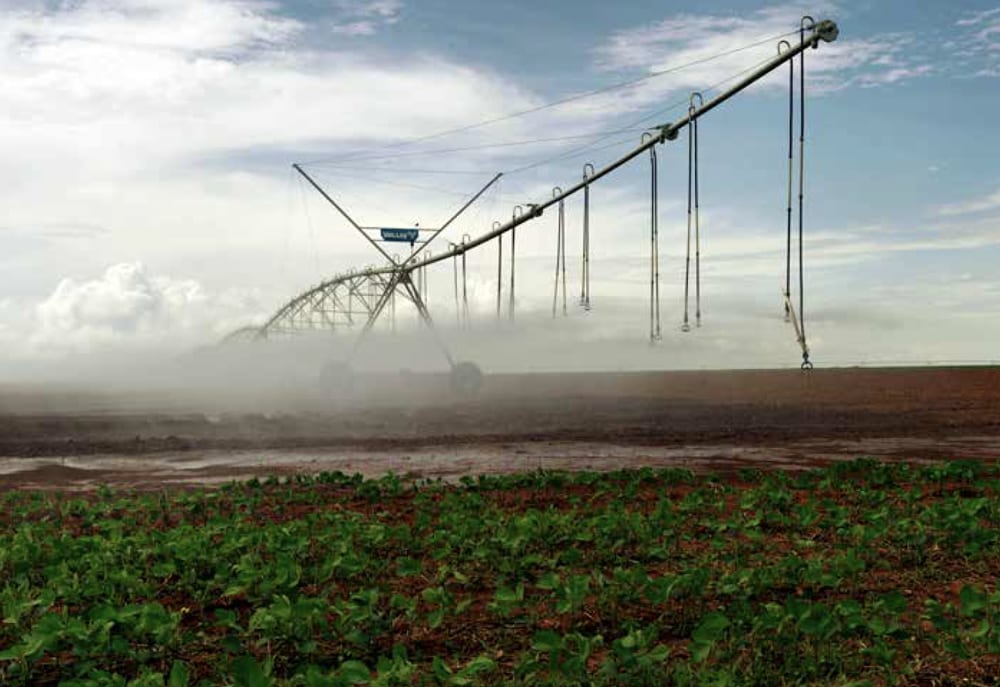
[222,271,405,343]
[225,19,840,372]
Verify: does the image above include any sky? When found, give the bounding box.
[1,0,999,374]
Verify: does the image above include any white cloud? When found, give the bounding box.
[937,187,1000,216]
[331,21,378,36]
[0,0,533,178]
[956,6,1000,40]
[953,7,1000,77]
[956,8,1000,27]
[333,0,403,20]
[2,0,301,54]
[591,2,932,103]
[31,262,265,354]
[329,0,402,35]
[854,64,934,87]
[0,0,543,321]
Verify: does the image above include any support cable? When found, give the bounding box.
[298,29,801,166]
[307,131,651,166]
[314,165,497,175]
[581,163,594,311]
[309,169,474,198]
[506,50,785,178]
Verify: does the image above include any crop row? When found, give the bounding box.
[1,459,998,686]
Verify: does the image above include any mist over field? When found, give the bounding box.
[3,249,999,404]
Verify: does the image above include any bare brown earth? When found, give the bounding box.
[1,366,999,490]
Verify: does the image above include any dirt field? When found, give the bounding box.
[2,366,999,490]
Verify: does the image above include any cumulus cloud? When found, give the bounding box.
[0,0,534,178]
[31,262,265,353]
[5,0,301,53]
[0,0,541,339]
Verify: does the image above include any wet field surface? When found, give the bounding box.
[2,366,999,489]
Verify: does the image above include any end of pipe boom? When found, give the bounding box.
[814,19,839,44]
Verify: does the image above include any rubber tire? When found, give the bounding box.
[450,362,483,396]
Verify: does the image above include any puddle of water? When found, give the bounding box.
[2,434,999,491]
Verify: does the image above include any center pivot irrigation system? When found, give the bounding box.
[225,18,840,392]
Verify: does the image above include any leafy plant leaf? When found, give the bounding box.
[337,660,371,685]
[231,656,272,687]
[168,661,190,687]
[692,612,730,643]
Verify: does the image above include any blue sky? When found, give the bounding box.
[0,0,999,369]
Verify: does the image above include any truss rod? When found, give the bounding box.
[400,274,455,366]
[292,164,395,264]
[401,172,502,267]
[394,20,839,276]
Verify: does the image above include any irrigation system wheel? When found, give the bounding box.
[450,362,483,395]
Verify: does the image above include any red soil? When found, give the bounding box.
[1,366,998,490]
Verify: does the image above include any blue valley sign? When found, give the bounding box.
[380,228,420,243]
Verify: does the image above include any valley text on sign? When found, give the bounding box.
[380,228,420,243]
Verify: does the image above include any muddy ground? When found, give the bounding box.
[2,366,999,490]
